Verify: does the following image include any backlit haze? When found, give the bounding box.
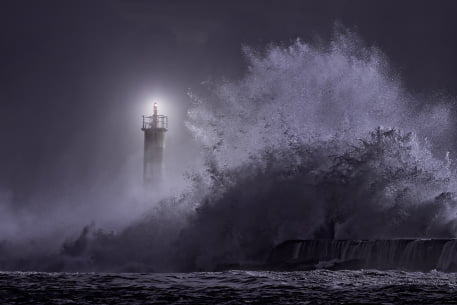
[0,0,457,272]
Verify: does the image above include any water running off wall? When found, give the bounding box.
[268,239,457,272]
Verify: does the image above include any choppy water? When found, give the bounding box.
[1,270,456,304]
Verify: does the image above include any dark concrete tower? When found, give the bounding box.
[141,103,168,185]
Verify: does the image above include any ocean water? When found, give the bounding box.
[1,270,456,304]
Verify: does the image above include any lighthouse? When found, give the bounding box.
[141,103,168,185]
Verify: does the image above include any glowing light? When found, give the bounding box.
[148,99,160,115]
[141,95,171,118]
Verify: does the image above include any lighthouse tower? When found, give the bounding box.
[141,103,168,185]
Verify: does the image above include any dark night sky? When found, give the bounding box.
[1,0,456,206]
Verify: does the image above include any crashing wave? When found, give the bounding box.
[1,29,457,273]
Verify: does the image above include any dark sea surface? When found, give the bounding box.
[1,270,457,304]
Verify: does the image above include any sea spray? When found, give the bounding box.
[186,29,453,169]
[172,30,457,270]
